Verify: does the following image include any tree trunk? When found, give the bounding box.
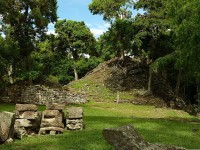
[73,67,79,81]
[147,68,152,94]
[7,63,14,84]
[175,69,181,96]
[116,91,120,104]
[120,49,125,60]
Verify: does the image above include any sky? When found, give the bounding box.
[48,0,141,38]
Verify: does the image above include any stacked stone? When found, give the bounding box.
[66,107,84,130]
[14,104,41,139]
[39,103,65,135]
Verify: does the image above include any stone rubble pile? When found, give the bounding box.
[66,107,84,130]
[14,104,41,139]
[39,103,65,135]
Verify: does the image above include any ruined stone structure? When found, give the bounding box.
[66,107,84,130]
[39,103,65,135]
[0,85,87,105]
[14,104,41,139]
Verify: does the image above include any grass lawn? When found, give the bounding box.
[0,102,200,150]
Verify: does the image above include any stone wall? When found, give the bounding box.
[0,85,87,105]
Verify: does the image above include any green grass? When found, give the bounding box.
[0,102,200,149]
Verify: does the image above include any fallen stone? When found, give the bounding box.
[4,138,14,144]
[67,107,83,119]
[15,104,37,112]
[46,103,65,111]
[103,125,186,150]
[0,112,15,143]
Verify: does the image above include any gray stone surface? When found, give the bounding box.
[46,103,65,111]
[16,111,39,120]
[0,85,87,105]
[14,127,28,139]
[103,125,186,150]
[67,107,83,119]
[39,109,64,134]
[15,119,36,128]
[0,112,15,143]
[15,104,37,111]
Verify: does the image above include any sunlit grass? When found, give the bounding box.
[0,102,200,149]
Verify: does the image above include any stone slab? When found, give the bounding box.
[67,107,83,119]
[0,112,15,143]
[15,104,37,111]
[46,103,65,111]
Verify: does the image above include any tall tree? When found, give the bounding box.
[0,0,57,82]
[134,0,173,93]
[55,20,96,80]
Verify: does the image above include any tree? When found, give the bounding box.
[55,20,96,80]
[89,0,133,21]
[89,0,134,59]
[133,0,173,93]
[0,0,57,82]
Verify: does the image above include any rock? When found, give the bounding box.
[4,138,14,144]
[16,111,40,120]
[39,127,64,134]
[46,103,65,111]
[67,107,83,119]
[66,119,83,130]
[15,119,36,128]
[15,104,37,111]
[103,125,186,150]
[103,124,148,150]
[39,110,64,135]
[0,112,15,143]
[50,131,56,135]
[14,127,28,139]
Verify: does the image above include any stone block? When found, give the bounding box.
[0,112,15,143]
[46,103,65,111]
[14,127,28,139]
[15,119,36,128]
[15,111,40,120]
[67,107,83,119]
[15,104,37,111]
[39,127,64,135]
[42,110,62,119]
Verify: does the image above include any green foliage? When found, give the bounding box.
[89,0,134,21]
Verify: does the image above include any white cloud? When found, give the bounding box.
[89,22,110,38]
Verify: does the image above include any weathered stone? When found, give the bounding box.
[50,131,56,135]
[0,112,15,143]
[103,125,186,150]
[43,110,62,119]
[4,138,14,144]
[16,111,39,120]
[67,107,83,119]
[14,127,28,139]
[15,104,37,111]
[103,124,148,150]
[46,103,65,111]
[66,122,83,130]
[15,119,36,128]
[40,121,64,128]
[39,127,64,134]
